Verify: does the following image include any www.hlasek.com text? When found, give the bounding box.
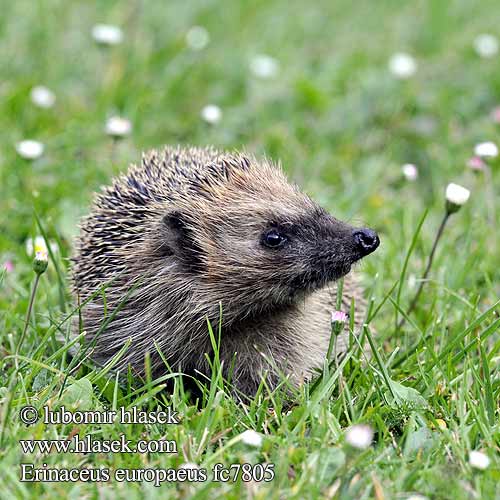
[20,433,177,454]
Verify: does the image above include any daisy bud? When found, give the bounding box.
[330,310,348,341]
[239,429,263,448]
[469,450,490,470]
[402,163,418,181]
[445,183,470,214]
[16,140,44,160]
[250,54,280,79]
[474,141,498,158]
[467,156,486,171]
[105,116,132,138]
[331,310,348,324]
[33,249,48,275]
[473,34,499,58]
[490,106,500,124]
[30,86,56,109]
[186,26,210,51]
[345,424,374,450]
[92,24,123,46]
[3,260,14,273]
[388,53,417,79]
[200,104,222,125]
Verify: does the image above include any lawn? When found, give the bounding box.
[0,0,499,498]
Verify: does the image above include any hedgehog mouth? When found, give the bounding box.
[289,261,353,295]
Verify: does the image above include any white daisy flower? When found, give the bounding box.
[26,237,58,257]
[105,116,132,138]
[445,183,470,214]
[345,424,373,450]
[16,140,44,160]
[178,462,199,470]
[239,429,263,448]
[92,24,123,46]
[402,163,418,181]
[250,54,280,79]
[469,450,490,470]
[26,236,47,257]
[474,141,498,158]
[445,183,470,205]
[473,34,498,58]
[388,53,417,79]
[186,26,210,51]
[408,273,417,290]
[200,104,222,124]
[30,86,56,109]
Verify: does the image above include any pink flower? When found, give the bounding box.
[402,163,418,181]
[331,311,348,323]
[3,260,14,273]
[491,106,500,124]
[467,156,486,171]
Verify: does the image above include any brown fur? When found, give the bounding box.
[72,146,376,398]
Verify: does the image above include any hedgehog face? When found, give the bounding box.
[160,196,379,316]
[259,209,376,295]
[231,204,378,300]
[152,155,379,319]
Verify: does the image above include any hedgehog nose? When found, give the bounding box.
[353,228,380,256]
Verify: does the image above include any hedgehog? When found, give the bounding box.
[72,146,379,399]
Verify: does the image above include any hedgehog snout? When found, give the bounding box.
[352,228,380,257]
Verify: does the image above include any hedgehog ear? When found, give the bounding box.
[162,211,189,250]
[161,211,204,271]
[164,211,186,232]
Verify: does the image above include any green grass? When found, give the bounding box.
[1,0,499,498]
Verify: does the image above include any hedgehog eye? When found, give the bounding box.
[262,229,287,248]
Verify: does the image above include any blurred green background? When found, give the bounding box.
[2,0,499,318]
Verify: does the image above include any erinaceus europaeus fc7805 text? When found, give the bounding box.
[72,146,379,398]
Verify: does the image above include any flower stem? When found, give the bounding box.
[398,211,450,329]
[16,273,41,368]
[111,137,119,164]
[483,164,496,229]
